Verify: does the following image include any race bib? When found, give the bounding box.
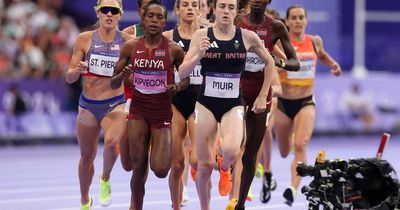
[287,59,316,79]
[88,53,118,77]
[245,52,264,72]
[133,69,167,94]
[204,72,240,98]
[190,64,203,85]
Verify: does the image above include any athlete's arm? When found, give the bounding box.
[312,35,341,77]
[244,29,274,113]
[272,20,300,71]
[167,42,187,96]
[162,30,173,40]
[65,32,90,84]
[271,68,282,97]
[111,39,136,89]
[178,28,209,79]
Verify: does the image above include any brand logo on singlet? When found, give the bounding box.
[209,41,219,48]
[178,40,185,48]
[234,40,240,49]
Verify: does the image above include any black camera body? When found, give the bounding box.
[298,156,400,210]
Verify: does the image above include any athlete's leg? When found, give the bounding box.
[129,119,151,210]
[219,106,244,202]
[76,107,101,205]
[101,105,126,181]
[119,122,131,171]
[235,109,267,209]
[194,102,218,210]
[188,112,198,171]
[169,105,186,210]
[274,108,293,158]
[291,105,315,189]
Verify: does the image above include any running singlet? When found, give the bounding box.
[171,27,202,119]
[172,27,203,85]
[197,27,246,122]
[236,15,273,108]
[133,23,144,37]
[279,34,317,86]
[129,35,174,112]
[236,14,274,72]
[84,31,124,77]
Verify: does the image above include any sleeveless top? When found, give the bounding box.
[84,30,124,77]
[279,34,317,86]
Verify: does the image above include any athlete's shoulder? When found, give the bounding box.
[163,29,173,40]
[270,18,286,30]
[77,30,94,41]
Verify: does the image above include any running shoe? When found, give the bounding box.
[80,196,93,210]
[99,176,112,206]
[260,172,277,203]
[283,186,297,206]
[225,198,238,210]
[255,163,264,178]
[217,154,232,196]
[246,185,253,201]
[190,166,197,182]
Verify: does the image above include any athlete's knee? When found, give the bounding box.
[293,140,308,153]
[242,151,257,166]
[151,164,170,178]
[197,161,213,179]
[132,156,148,172]
[80,150,96,164]
[104,136,119,149]
[280,150,290,158]
[170,159,184,177]
[121,157,133,171]
[222,146,240,164]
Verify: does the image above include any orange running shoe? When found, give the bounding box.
[188,147,197,182]
[190,166,197,182]
[217,154,232,196]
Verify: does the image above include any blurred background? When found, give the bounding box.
[1,0,400,142]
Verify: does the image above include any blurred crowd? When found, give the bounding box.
[0,0,79,79]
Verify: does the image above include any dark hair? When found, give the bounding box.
[143,0,168,19]
[286,4,307,19]
[138,0,162,8]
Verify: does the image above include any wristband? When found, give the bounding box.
[279,58,286,68]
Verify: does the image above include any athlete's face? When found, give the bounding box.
[286,8,308,34]
[249,0,268,14]
[142,5,167,35]
[97,0,122,30]
[214,0,237,26]
[177,0,200,23]
[199,0,210,19]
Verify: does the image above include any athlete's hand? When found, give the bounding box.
[166,84,179,97]
[271,53,281,67]
[198,17,212,28]
[121,64,133,79]
[331,63,342,77]
[252,95,267,114]
[75,61,88,74]
[199,36,210,57]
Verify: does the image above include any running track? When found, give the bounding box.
[0,135,398,210]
